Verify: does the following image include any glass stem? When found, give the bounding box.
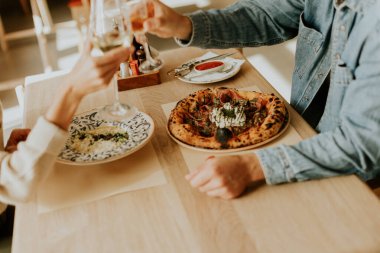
[139,33,155,64]
[143,42,154,64]
[113,74,120,105]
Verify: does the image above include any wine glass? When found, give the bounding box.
[123,0,163,73]
[90,0,137,121]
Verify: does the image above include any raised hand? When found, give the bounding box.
[45,42,130,130]
[65,41,130,98]
[143,0,192,40]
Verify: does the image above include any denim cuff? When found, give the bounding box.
[174,11,210,47]
[255,145,296,185]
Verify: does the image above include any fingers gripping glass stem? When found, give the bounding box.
[124,0,164,73]
[139,35,163,73]
[91,0,137,121]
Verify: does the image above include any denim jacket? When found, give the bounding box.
[177,0,380,184]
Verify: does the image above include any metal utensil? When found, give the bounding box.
[167,52,236,77]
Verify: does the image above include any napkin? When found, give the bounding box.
[37,143,167,213]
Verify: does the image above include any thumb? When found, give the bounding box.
[112,46,131,63]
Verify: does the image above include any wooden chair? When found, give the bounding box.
[374,188,380,198]
[19,0,31,14]
[0,15,7,51]
[0,0,54,72]
[68,0,90,50]
[366,177,380,199]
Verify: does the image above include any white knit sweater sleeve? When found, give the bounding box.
[0,117,68,208]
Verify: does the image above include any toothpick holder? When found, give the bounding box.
[117,70,161,91]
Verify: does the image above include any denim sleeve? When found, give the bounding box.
[256,22,380,184]
[176,0,305,48]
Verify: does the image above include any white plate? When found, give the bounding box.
[177,53,245,84]
[57,108,154,165]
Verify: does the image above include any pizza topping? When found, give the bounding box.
[220,93,232,103]
[253,110,267,126]
[216,128,233,144]
[210,102,246,128]
[199,127,213,137]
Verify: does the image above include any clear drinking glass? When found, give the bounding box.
[90,0,137,121]
[123,0,163,73]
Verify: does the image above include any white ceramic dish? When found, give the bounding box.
[194,60,225,74]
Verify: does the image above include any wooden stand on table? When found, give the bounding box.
[117,70,161,91]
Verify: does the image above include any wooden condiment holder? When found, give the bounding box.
[117,70,161,91]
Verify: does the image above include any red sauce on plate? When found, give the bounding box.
[195,61,224,71]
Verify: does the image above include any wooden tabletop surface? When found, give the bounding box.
[12,47,380,253]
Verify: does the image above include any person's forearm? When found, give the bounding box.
[45,84,83,130]
[242,154,266,182]
[175,16,192,41]
[180,0,303,49]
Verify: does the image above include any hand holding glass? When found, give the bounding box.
[90,0,137,121]
[124,0,163,73]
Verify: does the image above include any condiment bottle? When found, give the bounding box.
[136,46,146,65]
[120,62,130,78]
[131,36,142,60]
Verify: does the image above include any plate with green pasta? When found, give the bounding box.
[58,108,154,165]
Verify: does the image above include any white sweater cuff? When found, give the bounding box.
[27,117,68,155]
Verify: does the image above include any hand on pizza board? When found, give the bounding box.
[185,154,265,199]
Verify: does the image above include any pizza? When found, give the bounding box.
[168,87,288,149]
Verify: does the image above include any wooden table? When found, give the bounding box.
[13,48,380,253]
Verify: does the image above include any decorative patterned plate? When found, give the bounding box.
[57,108,154,165]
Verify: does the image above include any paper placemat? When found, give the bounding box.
[37,142,166,213]
[162,86,303,171]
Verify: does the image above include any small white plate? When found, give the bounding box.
[57,108,154,165]
[177,53,245,84]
